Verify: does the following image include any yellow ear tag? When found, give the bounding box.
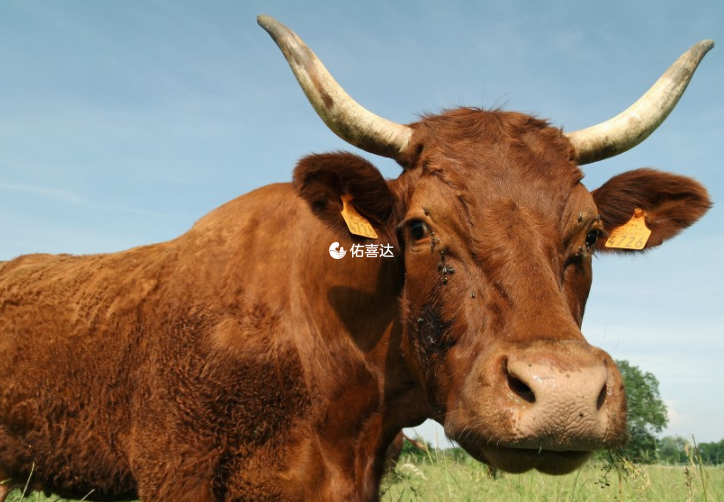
[605,208,652,250]
[340,194,378,239]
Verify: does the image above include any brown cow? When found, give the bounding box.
[0,15,713,502]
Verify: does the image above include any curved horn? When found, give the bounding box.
[258,15,413,160]
[566,40,714,165]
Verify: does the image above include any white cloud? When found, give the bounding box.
[664,400,691,430]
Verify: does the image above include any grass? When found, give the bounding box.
[4,453,723,501]
[382,451,724,502]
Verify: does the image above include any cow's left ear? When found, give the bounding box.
[592,168,711,252]
[293,152,394,234]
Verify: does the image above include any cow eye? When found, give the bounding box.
[409,220,430,241]
[585,230,600,249]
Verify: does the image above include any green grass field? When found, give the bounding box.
[4,455,723,501]
[382,454,724,502]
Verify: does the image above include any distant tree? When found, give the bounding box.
[658,435,688,464]
[615,360,668,463]
[698,439,724,465]
[657,436,724,465]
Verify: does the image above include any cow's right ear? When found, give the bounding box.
[293,152,394,234]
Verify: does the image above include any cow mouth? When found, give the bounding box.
[451,430,596,474]
[473,445,593,475]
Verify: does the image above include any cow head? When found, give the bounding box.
[260,16,712,474]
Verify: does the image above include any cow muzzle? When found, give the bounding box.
[446,340,627,474]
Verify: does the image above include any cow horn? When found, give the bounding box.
[566,40,714,165]
[258,15,413,160]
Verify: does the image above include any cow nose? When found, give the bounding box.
[506,360,608,410]
[503,351,614,449]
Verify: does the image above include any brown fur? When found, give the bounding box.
[0,108,710,501]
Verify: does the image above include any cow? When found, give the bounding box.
[0,15,713,502]
[383,433,429,472]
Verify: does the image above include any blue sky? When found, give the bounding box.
[1,1,722,445]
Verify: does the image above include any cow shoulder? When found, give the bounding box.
[293,152,394,233]
[592,168,711,251]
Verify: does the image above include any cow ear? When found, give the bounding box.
[592,168,711,252]
[293,152,394,234]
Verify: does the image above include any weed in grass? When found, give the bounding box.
[398,463,429,481]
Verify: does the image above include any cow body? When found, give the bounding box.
[0,183,425,500]
[0,16,713,502]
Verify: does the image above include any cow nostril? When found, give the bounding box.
[596,383,607,411]
[507,374,536,404]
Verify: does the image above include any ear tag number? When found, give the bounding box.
[605,208,651,250]
[341,195,378,239]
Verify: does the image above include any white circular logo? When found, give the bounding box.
[329,242,347,259]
